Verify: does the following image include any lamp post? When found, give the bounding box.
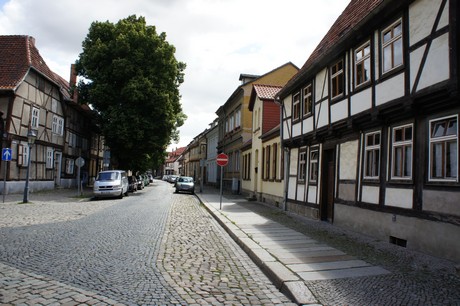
[23,129,37,203]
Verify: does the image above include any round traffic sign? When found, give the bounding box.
[216,153,229,167]
[75,157,85,168]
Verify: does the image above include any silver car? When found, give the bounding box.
[175,176,195,194]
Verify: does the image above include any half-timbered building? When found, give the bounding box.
[0,35,102,193]
[278,0,459,261]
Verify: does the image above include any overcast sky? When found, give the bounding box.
[0,0,350,151]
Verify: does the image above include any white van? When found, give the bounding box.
[93,170,129,199]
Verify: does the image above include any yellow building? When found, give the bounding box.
[216,62,298,193]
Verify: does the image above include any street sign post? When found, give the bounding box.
[2,148,12,203]
[216,153,228,209]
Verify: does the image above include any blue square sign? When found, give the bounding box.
[2,148,12,161]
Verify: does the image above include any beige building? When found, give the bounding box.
[242,84,285,207]
[216,62,298,193]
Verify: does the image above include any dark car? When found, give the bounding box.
[128,175,138,192]
[175,176,195,194]
[136,175,144,190]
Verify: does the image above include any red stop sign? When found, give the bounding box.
[216,153,229,167]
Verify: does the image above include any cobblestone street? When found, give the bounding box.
[158,194,293,305]
[0,183,294,305]
[1,182,459,305]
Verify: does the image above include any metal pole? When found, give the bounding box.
[219,166,223,210]
[23,144,31,203]
[200,159,204,193]
[2,160,6,203]
[77,163,81,196]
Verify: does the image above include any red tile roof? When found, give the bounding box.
[254,84,283,100]
[278,0,384,98]
[249,84,283,111]
[0,35,60,91]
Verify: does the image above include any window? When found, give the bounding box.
[243,153,251,180]
[355,42,371,86]
[392,124,413,179]
[52,115,64,136]
[46,148,54,169]
[309,150,319,183]
[429,116,458,181]
[303,84,312,117]
[364,131,381,179]
[31,107,40,129]
[298,151,306,182]
[331,60,344,98]
[272,143,277,180]
[66,158,75,174]
[264,145,271,180]
[18,144,29,166]
[235,109,241,128]
[229,115,234,131]
[293,92,300,121]
[280,145,284,180]
[382,19,403,74]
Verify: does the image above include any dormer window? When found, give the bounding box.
[382,19,403,74]
[330,59,344,99]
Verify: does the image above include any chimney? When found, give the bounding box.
[70,64,78,102]
[28,36,36,46]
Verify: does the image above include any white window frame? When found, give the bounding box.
[298,151,306,182]
[309,149,319,184]
[429,115,458,182]
[303,84,312,117]
[364,131,381,179]
[18,144,29,166]
[355,41,371,87]
[66,158,75,174]
[293,92,300,121]
[235,109,241,128]
[391,124,413,180]
[31,107,40,129]
[46,148,54,169]
[382,19,403,74]
[52,115,64,136]
[330,59,344,99]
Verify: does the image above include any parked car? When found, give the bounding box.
[175,176,195,194]
[128,175,138,192]
[168,175,179,184]
[136,175,144,190]
[143,174,150,186]
[93,170,129,199]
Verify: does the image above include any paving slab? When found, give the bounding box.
[298,266,391,280]
[288,260,371,272]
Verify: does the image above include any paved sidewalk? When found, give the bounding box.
[195,188,460,305]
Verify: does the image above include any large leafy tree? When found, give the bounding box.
[76,15,186,171]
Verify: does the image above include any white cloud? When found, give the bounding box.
[0,0,350,151]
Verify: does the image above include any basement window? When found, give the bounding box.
[389,236,407,247]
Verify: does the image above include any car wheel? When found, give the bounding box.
[119,191,124,199]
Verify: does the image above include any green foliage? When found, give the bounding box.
[76,15,186,172]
